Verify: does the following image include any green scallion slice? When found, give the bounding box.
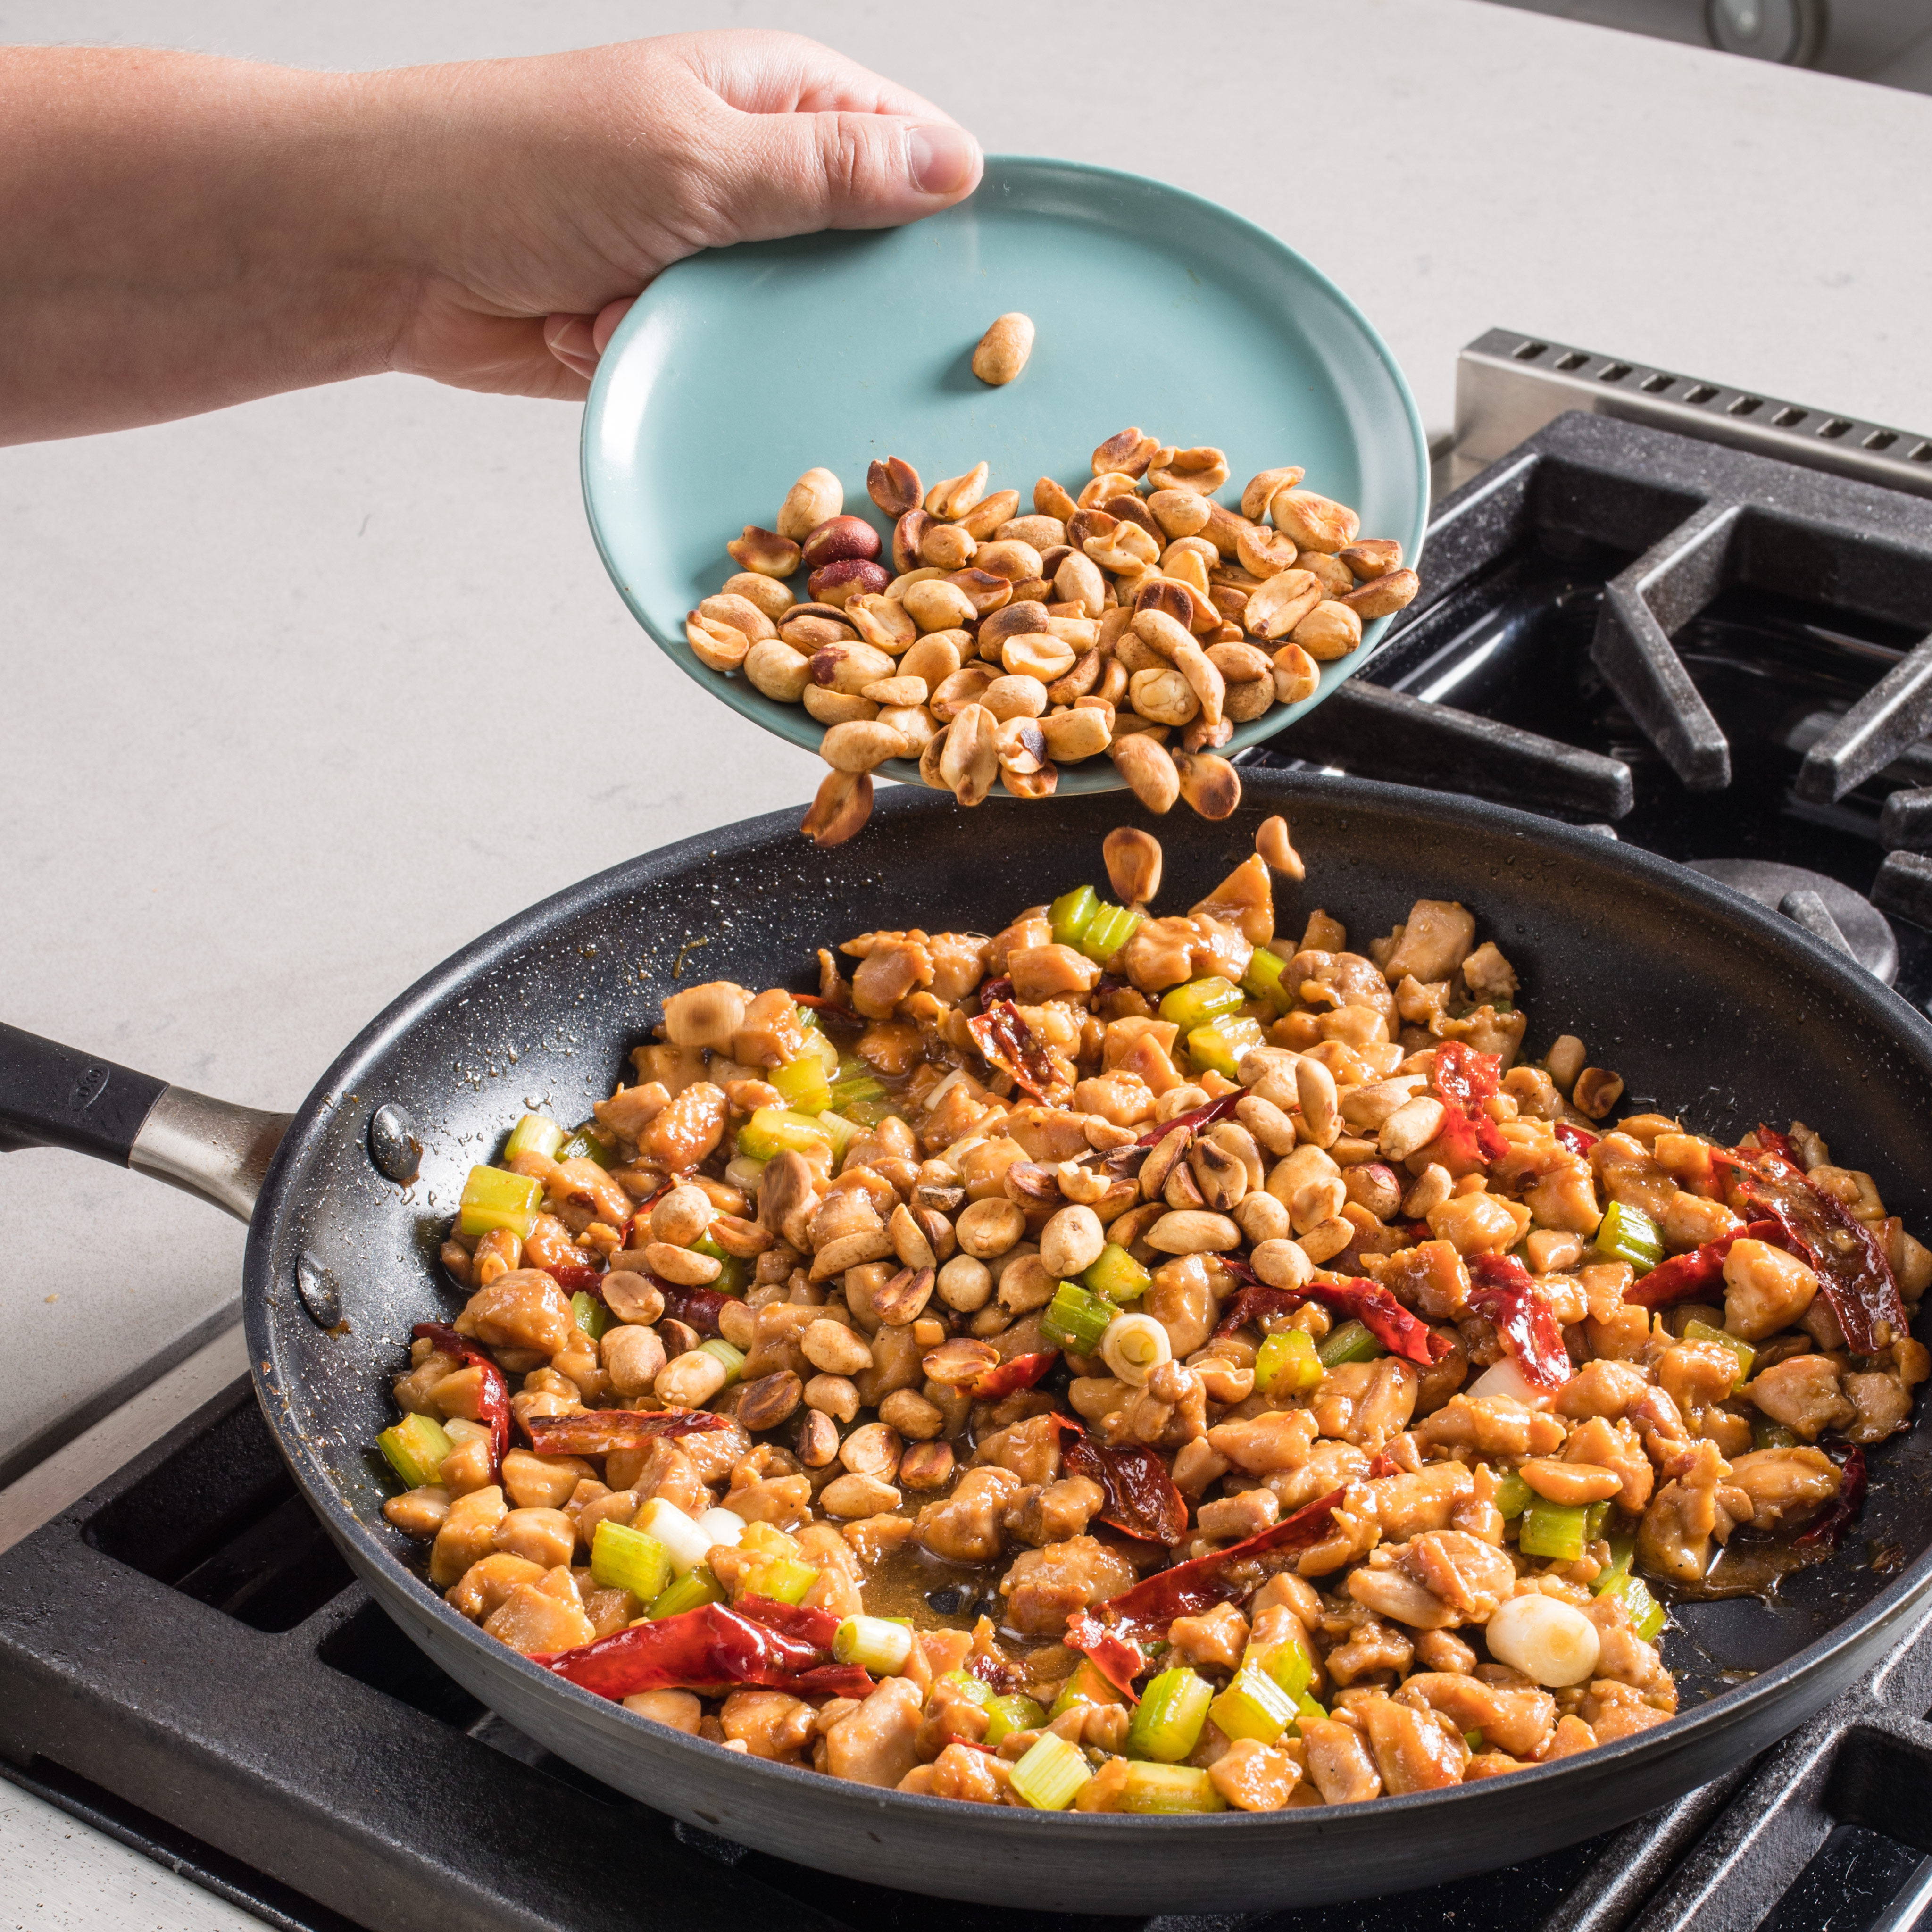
[1493,1470,1532,1520]
[646,1564,725,1619]
[1049,884,1101,949]
[1010,1732,1092,1811]
[1208,1665,1296,1745]
[589,1521,672,1604]
[982,1693,1046,1746]
[771,1055,833,1116]
[939,1669,998,1709]
[1079,902,1144,966]
[1048,1656,1128,1719]
[736,1556,819,1606]
[502,1112,566,1162]
[1240,948,1293,1015]
[1041,1282,1115,1355]
[697,1337,745,1384]
[556,1125,614,1168]
[689,1236,750,1297]
[1118,1762,1226,1814]
[458,1165,542,1241]
[571,1290,608,1341]
[1246,1635,1314,1701]
[1158,976,1246,1036]
[1255,1328,1322,1396]
[1519,1499,1589,1562]
[1083,1243,1151,1304]
[833,1615,913,1674]
[1752,1416,1800,1451]
[1124,1666,1214,1764]
[735,1106,833,1163]
[376,1412,452,1490]
[1185,1015,1269,1082]
[1595,1199,1663,1274]
[1317,1319,1380,1368]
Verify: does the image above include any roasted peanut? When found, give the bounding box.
[801,769,872,847]
[1244,569,1323,641]
[1039,705,1112,762]
[1292,600,1364,662]
[867,456,923,519]
[778,468,843,542]
[1339,538,1402,580]
[821,720,911,773]
[1093,427,1160,478]
[1241,466,1306,520]
[1273,642,1320,705]
[1148,446,1231,495]
[722,572,795,621]
[1270,489,1360,554]
[938,703,999,808]
[801,516,883,572]
[1109,732,1181,813]
[687,613,750,673]
[1103,825,1162,905]
[1256,815,1306,881]
[1344,569,1421,619]
[728,525,803,576]
[927,462,991,520]
[972,313,1035,386]
[1173,751,1241,821]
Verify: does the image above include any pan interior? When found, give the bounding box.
[251,774,1932,1779]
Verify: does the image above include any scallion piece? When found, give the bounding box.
[590,1521,673,1604]
[1493,1471,1532,1520]
[556,1125,614,1168]
[1158,975,1246,1036]
[736,1106,833,1163]
[502,1112,566,1162]
[740,1557,820,1606]
[1041,1282,1116,1354]
[1079,902,1144,966]
[637,1499,711,1576]
[771,1054,833,1115]
[1048,1656,1128,1718]
[1622,1576,1667,1642]
[1185,1015,1269,1081]
[695,1506,748,1551]
[1011,1732,1092,1811]
[1255,1327,1322,1397]
[815,1109,859,1164]
[1049,884,1101,949]
[697,1337,746,1383]
[1519,1499,1589,1562]
[646,1564,725,1619]
[458,1164,542,1241]
[1318,1319,1381,1368]
[571,1290,608,1341]
[1595,1199,1663,1275]
[1124,1666,1214,1764]
[1240,947,1294,1015]
[1083,1243,1151,1304]
[1249,1635,1314,1700]
[1583,1499,1612,1543]
[1119,1763,1227,1815]
[690,1236,750,1297]
[939,1669,998,1709]
[1209,1666,1296,1745]
[833,1615,914,1674]
[1753,1416,1800,1451]
[982,1693,1047,1746]
[1464,1727,1485,1751]
[1683,1317,1755,1389]
[376,1411,452,1490]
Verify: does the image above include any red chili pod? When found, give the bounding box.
[411,1321,510,1474]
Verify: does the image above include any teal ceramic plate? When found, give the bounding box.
[583,156,1429,795]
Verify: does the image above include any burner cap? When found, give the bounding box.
[1686,859,1897,983]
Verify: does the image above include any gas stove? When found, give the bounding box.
[9,333,1932,1932]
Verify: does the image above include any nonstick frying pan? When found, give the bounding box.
[7,771,1932,1915]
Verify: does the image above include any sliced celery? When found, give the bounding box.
[736,1106,833,1162]
[1493,1471,1532,1520]
[1159,975,1245,1035]
[1041,1282,1115,1354]
[1318,1320,1380,1368]
[1124,1666,1213,1764]
[1255,1327,1322,1396]
[939,1668,998,1709]
[1185,1015,1269,1081]
[1583,1499,1612,1543]
[833,1615,913,1674]
[646,1564,725,1619]
[1240,948,1293,1015]
[1083,1243,1151,1304]
[697,1337,746,1384]
[556,1125,614,1168]
[1011,1732,1092,1810]
[1752,1416,1800,1450]
[458,1165,542,1241]
[771,1055,832,1116]
[1209,1666,1295,1745]
[1049,1655,1128,1718]
[690,1236,750,1297]
[1464,1728,1485,1751]
[1119,1763,1226,1814]
[983,1693,1047,1746]
[1519,1500,1589,1562]
[590,1521,673,1604]
[1249,1636,1314,1701]
[741,1557,820,1606]
[1622,1576,1667,1642]
[1079,902,1144,966]
[377,1412,452,1490]
[1049,884,1101,949]
[571,1291,608,1341]
[1595,1199,1662,1275]
[815,1109,859,1165]
[1683,1317,1755,1389]
[502,1112,566,1162]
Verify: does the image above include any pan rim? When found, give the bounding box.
[243,770,1932,1841]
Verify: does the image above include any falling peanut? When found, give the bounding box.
[971,312,1034,386]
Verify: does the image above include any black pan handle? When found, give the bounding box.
[0,1021,291,1222]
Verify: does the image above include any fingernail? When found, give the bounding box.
[908,123,977,197]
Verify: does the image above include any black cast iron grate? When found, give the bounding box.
[6,1379,1932,1932]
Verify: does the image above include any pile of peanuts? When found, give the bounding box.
[681,431,1420,848]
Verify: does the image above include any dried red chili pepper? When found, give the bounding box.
[794,993,864,1032]
[551,1264,607,1295]
[1465,1253,1573,1393]
[967,1000,1066,1101]
[1060,1431,1189,1546]
[1431,1041,1509,1164]
[411,1322,509,1473]
[1367,1450,1401,1478]
[657,1279,730,1338]
[1060,1616,1146,1697]
[1624,1221,1781,1310]
[1719,1135,1907,1354]
[526,1407,732,1457]
[1797,1445,1866,1548]
[531,1596,873,1700]
[1553,1122,1598,1157]
[1066,1488,1345,1657]
[1214,1271,1449,1369]
[1134,1091,1243,1147]
[972,1350,1058,1400]
[977,974,1014,1012]
[963,1647,1026,1694]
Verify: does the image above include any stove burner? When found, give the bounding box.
[1685,858,1898,983]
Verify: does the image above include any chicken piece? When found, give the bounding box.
[624,1688,703,1733]
[720,1689,816,1764]
[1660,1341,1746,1428]
[1364,1462,1477,1540]
[1299,1716,1384,1803]
[926,933,991,1006]
[1122,914,1254,995]
[1116,1359,1208,1449]
[924,1740,1011,1804]
[1004,1474,1105,1548]
[974,1412,1065,1486]
[1360,1695,1467,1793]
[1722,1238,1820,1341]
[1747,1355,1856,1441]
[458,1270,574,1356]
[1564,1415,1654,1514]
[1845,1371,1915,1445]
[1638,1438,1739,1583]
[640,1081,729,1170]
[1581,1597,1671,1695]
[852,938,935,1019]
[1324,1615,1414,1685]
[383,1484,451,1539]
[447,1552,544,1621]
[824,1678,925,1787]
[1555,1358,1653,1421]
[916,1466,1024,1564]
[1414,1393,1536,1457]
[1582,1681,1673,1742]
[493,1507,576,1570]
[1376,1239,1470,1322]
[1289,950,1398,1038]
[1524,1160,1602,1235]
[1207,1408,1319,1474]
[1725,1446,1841,1528]
[1382,901,1477,985]
[1397,1672,1556,1760]
[1268,1439,1372,1513]
[1542,1714,1600,1760]
[1000,1534,1137,1636]
[429,1484,507,1589]
[483,1567,594,1654]
[1167,1602,1249,1674]
[1209,1739,1301,1812]
[1198,1488,1280,1544]
[1416,1628,1477,1675]
[1589,1133,1677,1220]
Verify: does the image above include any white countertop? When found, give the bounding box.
[5,0,1932,1915]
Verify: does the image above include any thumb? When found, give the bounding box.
[713,108,982,243]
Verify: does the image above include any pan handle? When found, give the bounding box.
[0,1022,291,1222]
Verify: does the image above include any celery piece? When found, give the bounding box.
[1464,1728,1485,1751]
[1493,1471,1532,1520]
[1622,1576,1667,1642]
[1318,1319,1381,1368]
[571,1291,608,1341]
[1249,1635,1314,1701]
[1753,1416,1800,1451]
[377,1412,453,1490]
[1083,1243,1151,1305]
[646,1564,725,1619]
[736,1106,832,1162]
[1595,1199,1663,1275]
[795,1002,822,1034]
[1159,976,1245,1036]
[1519,1500,1589,1562]
[1683,1317,1756,1389]
[1041,1282,1115,1354]
[814,1109,858,1165]
[1010,1732,1092,1811]
[689,1236,751,1297]
[741,1557,820,1607]
[1049,884,1101,949]
[1119,1763,1227,1814]
[939,1668,998,1709]
[458,1165,543,1242]
[1583,1499,1612,1543]
[982,1693,1047,1746]
[557,1125,614,1168]
[1240,948,1293,1016]
[590,1521,673,1604]
[771,1054,833,1116]
[1049,1655,1128,1718]
[1185,1015,1269,1082]
[1125,1666,1214,1763]
[697,1337,746,1384]
[1079,902,1145,966]
[502,1112,566,1162]
[833,1615,913,1674]
[1255,1327,1323,1397]
[1209,1666,1296,1745]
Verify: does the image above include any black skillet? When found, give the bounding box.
[6,770,1932,1915]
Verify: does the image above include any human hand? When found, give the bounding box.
[384,31,983,401]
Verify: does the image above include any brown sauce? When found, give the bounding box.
[866,1538,1002,1630]
[1665,1528,1834,1602]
